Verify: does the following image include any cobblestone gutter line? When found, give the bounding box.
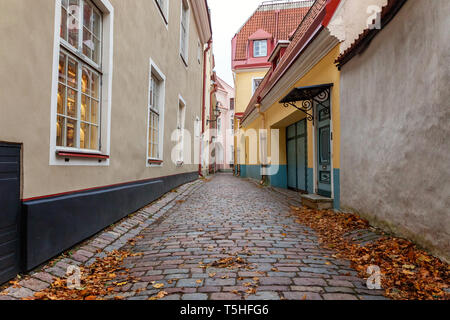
[245,178,384,247]
[0,179,204,300]
[106,174,387,301]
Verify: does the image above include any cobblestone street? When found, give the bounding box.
[113,174,386,300]
[0,173,389,300]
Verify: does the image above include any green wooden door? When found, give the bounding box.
[287,120,307,192]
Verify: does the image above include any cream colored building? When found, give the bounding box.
[0,0,212,280]
[215,76,235,172]
[200,40,216,176]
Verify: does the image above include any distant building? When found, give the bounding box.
[238,0,449,262]
[215,77,235,172]
[231,0,313,176]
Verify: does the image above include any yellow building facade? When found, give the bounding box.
[239,0,342,209]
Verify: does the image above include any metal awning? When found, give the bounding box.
[280,83,333,121]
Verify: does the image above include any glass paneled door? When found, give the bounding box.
[287,120,307,192]
[316,99,332,197]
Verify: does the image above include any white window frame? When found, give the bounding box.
[154,0,169,27]
[197,40,202,64]
[217,116,222,135]
[147,59,166,167]
[176,95,187,166]
[179,0,190,66]
[252,77,263,94]
[253,39,268,57]
[194,116,201,138]
[50,0,114,166]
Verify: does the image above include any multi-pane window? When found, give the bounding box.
[217,116,221,133]
[148,75,161,160]
[155,0,168,23]
[177,100,186,163]
[57,0,102,150]
[180,1,189,62]
[253,40,267,57]
[253,78,263,94]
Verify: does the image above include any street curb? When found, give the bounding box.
[0,178,204,300]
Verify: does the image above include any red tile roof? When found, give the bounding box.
[242,0,330,122]
[234,1,313,61]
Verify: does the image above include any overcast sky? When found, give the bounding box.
[209,0,265,87]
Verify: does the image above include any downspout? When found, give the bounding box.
[199,39,212,177]
[256,100,267,185]
[210,84,217,174]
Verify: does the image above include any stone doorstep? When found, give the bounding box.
[300,194,333,210]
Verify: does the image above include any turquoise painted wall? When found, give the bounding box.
[268,165,287,189]
[240,165,247,178]
[241,165,340,210]
[333,168,340,210]
[246,165,262,181]
[307,168,314,194]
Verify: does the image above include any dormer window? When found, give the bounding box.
[253,40,268,57]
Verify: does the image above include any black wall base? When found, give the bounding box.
[23,172,198,271]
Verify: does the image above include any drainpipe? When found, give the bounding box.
[256,99,268,185]
[199,39,212,177]
[210,85,218,174]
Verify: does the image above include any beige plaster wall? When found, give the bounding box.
[0,0,205,198]
[340,0,450,261]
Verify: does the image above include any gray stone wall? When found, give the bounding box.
[340,0,450,262]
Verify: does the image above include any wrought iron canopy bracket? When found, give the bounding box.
[280,84,333,122]
[283,101,314,122]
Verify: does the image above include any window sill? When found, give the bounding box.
[56,151,110,160]
[148,159,164,165]
[180,54,188,67]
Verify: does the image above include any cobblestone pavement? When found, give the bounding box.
[114,174,387,300]
[0,174,387,300]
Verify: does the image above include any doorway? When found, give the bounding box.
[0,143,22,284]
[286,119,307,192]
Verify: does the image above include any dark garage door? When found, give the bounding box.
[0,143,21,284]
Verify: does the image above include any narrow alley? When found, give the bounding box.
[110,174,385,300]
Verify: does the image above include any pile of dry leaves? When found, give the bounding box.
[204,256,252,270]
[27,250,140,300]
[291,206,449,300]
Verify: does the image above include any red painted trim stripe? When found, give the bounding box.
[57,151,110,159]
[22,171,198,202]
[323,0,341,27]
[148,159,163,164]
[234,62,272,70]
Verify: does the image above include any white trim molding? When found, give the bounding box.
[49,0,114,166]
[261,28,339,113]
[146,58,166,167]
[179,0,190,66]
[153,0,170,28]
[190,0,212,44]
[241,29,339,127]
